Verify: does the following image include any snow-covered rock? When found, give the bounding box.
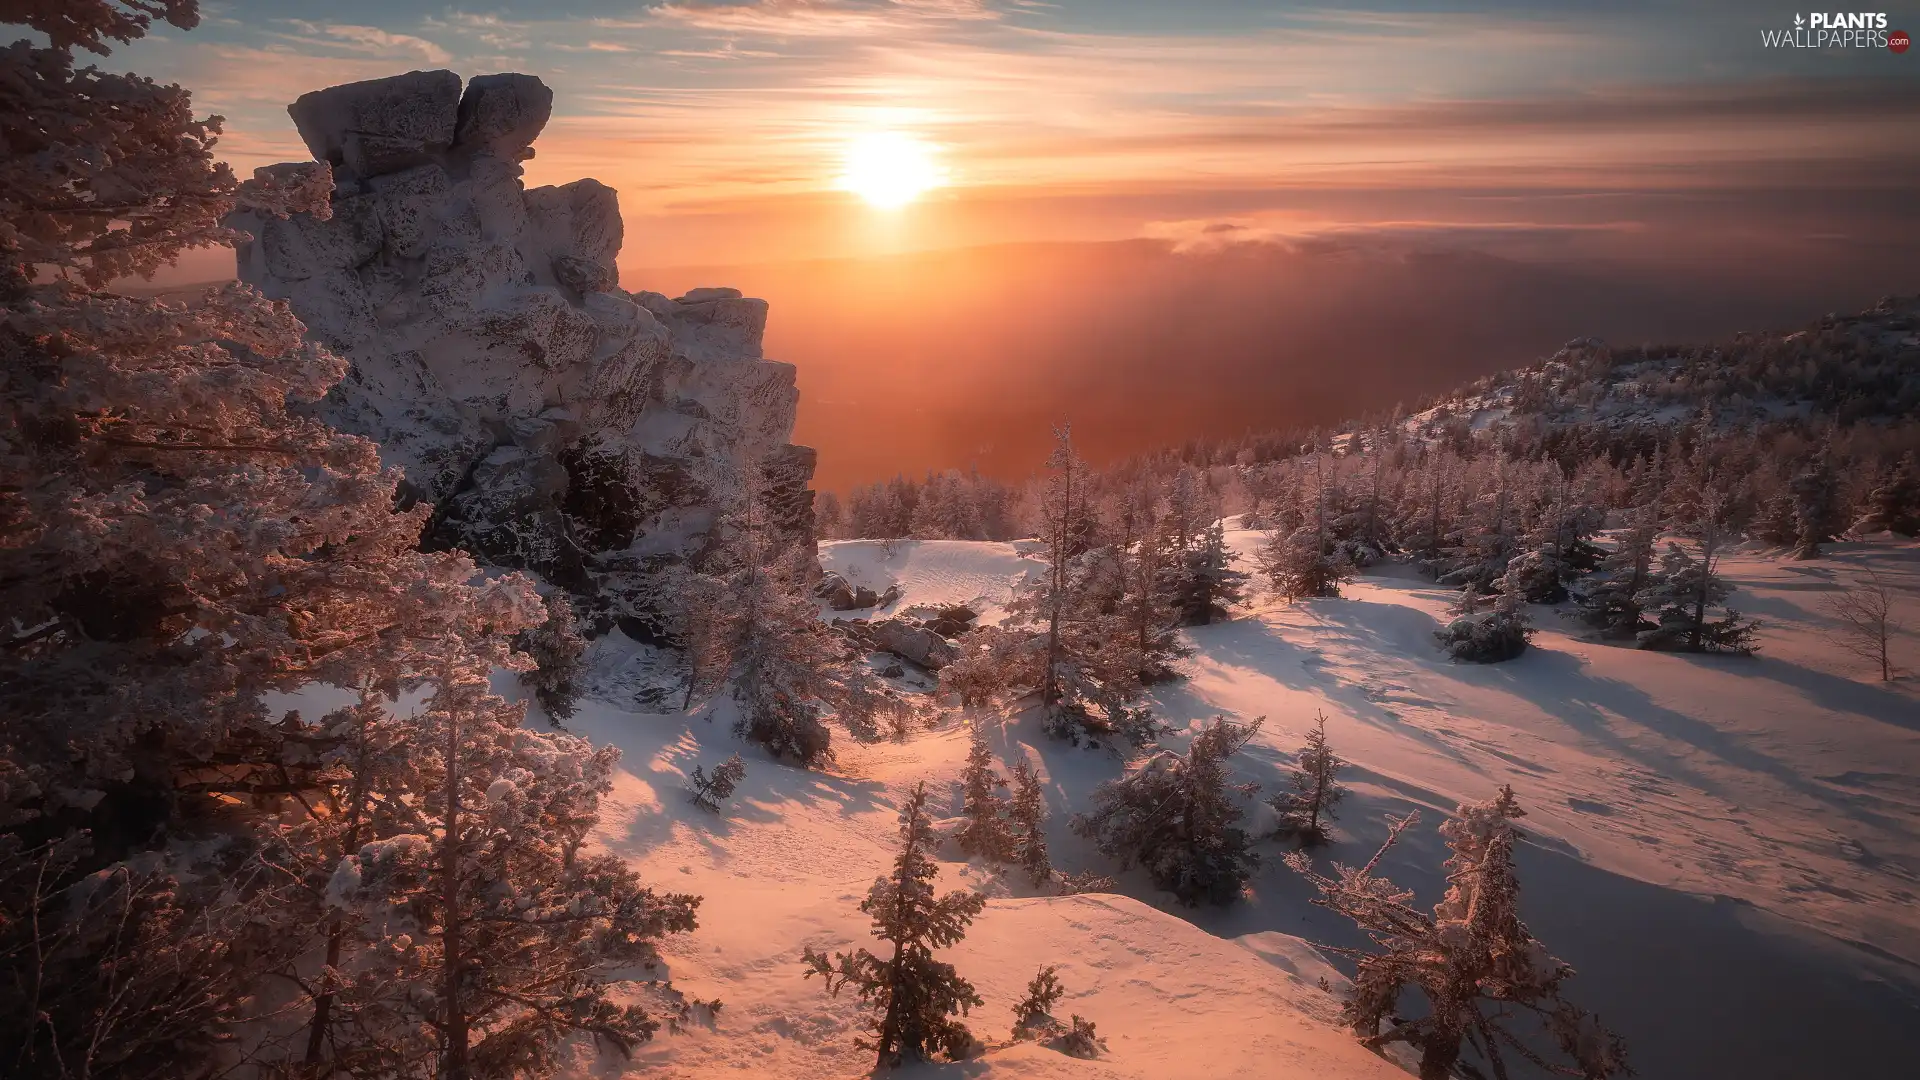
[231,71,817,632]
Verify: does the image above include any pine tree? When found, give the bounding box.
[709,458,896,766]
[1009,758,1052,886]
[689,753,748,812]
[0,5,578,1072]
[1851,452,1920,537]
[1434,567,1532,663]
[803,782,986,1068]
[1258,447,1354,601]
[1034,425,1093,717]
[956,722,1015,861]
[1286,790,1630,1080]
[1174,519,1248,625]
[1634,489,1759,654]
[318,665,701,1076]
[1271,712,1346,845]
[1072,717,1263,906]
[1116,481,1186,684]
[1577,450,1664,639]
[1011,966,1106,1058]
[516,591,588,721]
[1788,444,1844,559]
[1436,453,1518,591]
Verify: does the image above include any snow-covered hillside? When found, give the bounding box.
[558,533,1920,1079]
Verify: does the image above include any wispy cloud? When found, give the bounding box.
[278,20,452,64]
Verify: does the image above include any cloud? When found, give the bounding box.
[277,20,452,64]
[645,0,1000,38]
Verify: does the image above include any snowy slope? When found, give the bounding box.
[559,535,1920,1080]
[554,691,1405,1080]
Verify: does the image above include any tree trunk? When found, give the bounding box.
[304,707,375,1067]
[440,704,469,1080]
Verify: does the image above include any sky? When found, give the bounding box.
[110,0,1919,275]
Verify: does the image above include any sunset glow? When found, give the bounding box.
[838,131,944,209]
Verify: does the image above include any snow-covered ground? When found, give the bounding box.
[556,535,1920,1079]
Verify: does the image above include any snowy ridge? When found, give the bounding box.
[564,531,1920,1078]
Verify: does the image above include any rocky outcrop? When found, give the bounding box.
[868,617,958,670]
[231,70,817,633]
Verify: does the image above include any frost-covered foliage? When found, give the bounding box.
[1,10,689,1075]
[956,722,1015,861]
[309,670,701,1075]
[1286,790,1630,1080]
[1172,519,1247,624]
[515,591,588,720]
[691,459,896,767]
[1258,450,1354,601]
[1011,966,1106,1058]
[1072,717,1263,906]
[689,753,748,812]
[1634,490,1759,654]
[938,623,1047,709]
[832,468,1024,541]
[1788,443,1844,559]
[1271,712,1346,845]
[1008,758,1052,885]
[803,782,986,1068]
[1852,451,1920,537]
[1576,451,1665,639]
[1435,573,1533,664]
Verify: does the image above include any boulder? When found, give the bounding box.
[870,617,958,670]
[288,70,461,177]
[553,254,618,294]
[454,73,552,158]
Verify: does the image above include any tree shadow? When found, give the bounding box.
[1200,790,1920,1080]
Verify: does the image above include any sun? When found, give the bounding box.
[838,131,944,209]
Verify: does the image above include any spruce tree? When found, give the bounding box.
[1435,568,1533,663]
[1789,444,1844,559]
[1286,790,1630,1080]
[1577,451,1664,638]
[803,782,986,1068]
[1174,519,1248,625]
[1011,966,1105,1058]
[956,722,1015,860]
[515,591,588,721]
[1009,758,1052,885]
[688,753,748,812]
[316,665,702,1076]
[1260,448,1354,600]
[708,458,896,766]
[1072,717,1263,905]
[1852,452,1920,537]
[1116,481,1186,683]
[1270,712,1346,845]
[1635,489,1759,653]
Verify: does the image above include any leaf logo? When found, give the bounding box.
[1793,12,1805,26]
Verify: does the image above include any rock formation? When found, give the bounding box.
[229,70,816,640]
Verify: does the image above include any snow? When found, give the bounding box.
[557,533,1920,1079]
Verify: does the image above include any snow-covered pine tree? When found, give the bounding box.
[1115,480,1186,684]
[1634,488,1759,654]
[1173,519,1247,625]
[1258,446,1354,601]
[1397,448,1455,570]
[318,663,702,1076]
[1788,443,1844,559]
[1009,758,1052,885]
[803,782,986,1068]
[1271,712,1346,845]
[1436,452,1518,591]
[688,753,748,812]
[0,5,577,1071]
[956,721,1015,861]
[1071,716,1263,905]
[1034,425,1094,718]
[1851,452,1920,537]
[1285,790,1630,1080]
[515,591,588,721]
[1011,966,1106,1058]
[1577,446,1664,638]
[1434,566,1533,663]
[709,457,895,766]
